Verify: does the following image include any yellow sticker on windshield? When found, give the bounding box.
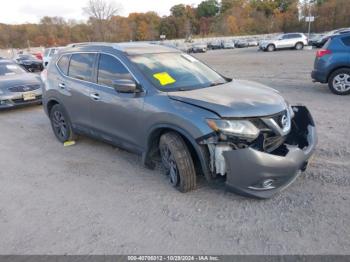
[153,72,176,86]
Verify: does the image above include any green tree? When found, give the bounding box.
[170,4,187,17]
[197,0,220,17]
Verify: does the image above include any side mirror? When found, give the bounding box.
[112,79,138,93]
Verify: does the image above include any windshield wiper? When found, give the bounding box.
[209,81,226,87]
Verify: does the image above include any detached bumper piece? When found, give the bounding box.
[224,106,317,199]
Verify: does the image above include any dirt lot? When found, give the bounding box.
[0,48,349,255]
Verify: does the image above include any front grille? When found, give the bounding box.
[252,116,288,153]
[271,110,288,129]
[8,84,41,92]
[263,133,286,152]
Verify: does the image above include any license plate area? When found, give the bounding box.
[23,93,36,101]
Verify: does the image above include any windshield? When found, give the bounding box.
[129,52,228,91]
[0,63,26,76]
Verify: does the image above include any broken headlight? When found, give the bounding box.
[206,119,260,140]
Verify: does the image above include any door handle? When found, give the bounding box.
[58,83,66,89]
[90,93,100,101]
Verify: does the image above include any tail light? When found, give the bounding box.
[316,49,332,58]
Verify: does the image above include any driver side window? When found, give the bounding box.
[97,54,133,88]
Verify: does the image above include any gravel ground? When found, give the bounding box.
[0,48,349,255]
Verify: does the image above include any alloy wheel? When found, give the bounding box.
[160,145,179,186]
[333,73,350,93]
[52,111,68,140]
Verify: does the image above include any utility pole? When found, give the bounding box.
[307,1,312,40]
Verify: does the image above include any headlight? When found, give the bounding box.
[206,119,260,140]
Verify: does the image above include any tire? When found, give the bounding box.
[295,42,304,50]
[159,132,196,193]
[328,68,350,95]
[49,104,76,143]
[267,44,275,52]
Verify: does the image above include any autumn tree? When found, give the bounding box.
[83,0,121,41]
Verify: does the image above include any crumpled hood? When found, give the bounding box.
[0,73,42,90]
[168,79,287,118]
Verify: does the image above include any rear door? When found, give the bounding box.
[282,34,297,48]
[57,52,97,131]
[339,35,350,64]
[89,53,145,152]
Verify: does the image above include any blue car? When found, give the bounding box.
[312,33,350,95]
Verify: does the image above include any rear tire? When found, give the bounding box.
[267,44,275,52]
[295,42,304,50]
[159,132,196,193]
[328,68,350,95]
[49,104,76,143]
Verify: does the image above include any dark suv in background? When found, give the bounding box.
[312,33,350,95]
[42,43,317,199]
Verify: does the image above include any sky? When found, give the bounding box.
[0,0,203,24]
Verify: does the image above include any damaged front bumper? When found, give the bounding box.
[224,106,317,198]
[201,106,317,199]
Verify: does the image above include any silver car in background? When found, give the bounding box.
[0,60,43,109]
[259,33,308,52]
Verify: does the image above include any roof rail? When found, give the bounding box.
[66,42,108,48]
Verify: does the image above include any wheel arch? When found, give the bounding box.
[46,99,60,116]
[267,43,276,50]
[142,124,211,180]
[327,66,350,82]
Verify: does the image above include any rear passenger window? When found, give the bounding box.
[288,34,300,39]
[57,55,70,75]
[68,53,95,81]
[341,36,350,46]
[97,54,133,87]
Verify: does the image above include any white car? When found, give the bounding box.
[222,41,235,49]
[43,47,61,68]
[259,33,308,52]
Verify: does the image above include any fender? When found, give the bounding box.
[43,94,65,116]
[43,95,75,130]
[142,123,211,181]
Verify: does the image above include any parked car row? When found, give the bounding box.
[165,37,260,53]
[309,28,350,48]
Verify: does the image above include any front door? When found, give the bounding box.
[90,53,145,153]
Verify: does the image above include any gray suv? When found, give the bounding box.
[43,43,317,199]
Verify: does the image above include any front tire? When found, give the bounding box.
[267,44,275,52]
[159,132,196,193]
[49,104,76,143]
[295,42,304,50]
[328,68,350,95]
